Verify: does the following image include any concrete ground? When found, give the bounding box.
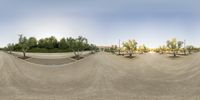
[0,51,200,100]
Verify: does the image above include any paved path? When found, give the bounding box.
[0,51,200,100]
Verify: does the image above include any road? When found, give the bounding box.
[0,51,200,100]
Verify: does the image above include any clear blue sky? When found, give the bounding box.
[0,0,200,48]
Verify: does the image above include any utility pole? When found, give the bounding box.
[184,39,186,55]
[118,39,121,55]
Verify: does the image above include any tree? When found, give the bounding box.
[28,37,37,49]
[38,38,45,48]
[89,44,98,53]
[138,44,147,54]
[186,45,194,54]
[59,37,68,49]
[13,44,21,51]
[18,34,29,58]
[68,36,88,58]
[43,36,58,49]
[166,38,183,57]
[49,36,58,48]
[159,45,166,54]
[182,47,187,55]
[7,43,14,54]
[123,39,137,57]
[110,45,117,53]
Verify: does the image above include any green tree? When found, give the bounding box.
[159,45,166,54]
[7,43,14,54]
[138,44,147,54]
[18,34,29,57]
[48,36,58,48]
[68,36,88,58]
[38,38,45,48]
[89,44,98,53]
[59,37,68,49]
[28,37,37,49]
[186,45,194,54]
[41,36,58,49]
[123,39,137,57]
[166,38,183,57]
[110,45,117,53]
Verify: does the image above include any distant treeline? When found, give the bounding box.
[105,38,200,57]
[5,35,98,53]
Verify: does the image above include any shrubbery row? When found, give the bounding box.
[5,34,99,58]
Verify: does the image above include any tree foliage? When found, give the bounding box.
[28,37,37,49]
[18,34,29,57]
[68,36,88,57]
[138,44,148,54]
[7,43,14,54]
[59,38,68,49]
[110,45,117,53]
[166,38,183,57]
[6,35,97,57]
[123,39,137,57]
[89,44,98,53]
[186,45,194,54]
[159,45,166,54]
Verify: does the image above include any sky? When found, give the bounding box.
[0,0,200,48]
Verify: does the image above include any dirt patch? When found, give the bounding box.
[18,56,31,60]
[124,55,137,59]
[71,56,84,60]
[71,53,94,60]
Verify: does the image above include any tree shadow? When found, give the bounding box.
[18,56,31,60]
[124,56,137,59]
[177,54,188,56]
[168,56,181,59]
[71,56,84,60]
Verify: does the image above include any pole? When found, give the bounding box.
[119,39,120,55]
[184,39,186,55]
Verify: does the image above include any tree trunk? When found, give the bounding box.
[184,50,186,55]
[173,51,176,57]
[23,51,26,58]
[77,49,80,58]
[73,50,76,56]
[129,53,132,57]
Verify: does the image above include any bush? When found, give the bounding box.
[28,48,72,53]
